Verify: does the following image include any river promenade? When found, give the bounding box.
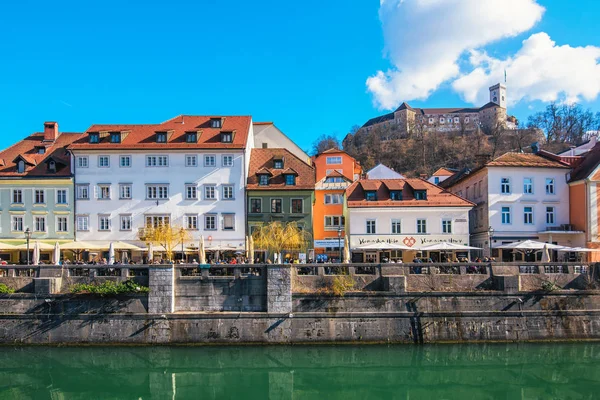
[0,262,599,344]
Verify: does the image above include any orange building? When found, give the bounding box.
[568,143,600,261]
[312,149,362,261]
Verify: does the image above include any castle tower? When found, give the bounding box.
[489,83,507,108]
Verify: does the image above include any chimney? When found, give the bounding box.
[475,153,491,167]
[420,173,428,179]
[43,122,59,142]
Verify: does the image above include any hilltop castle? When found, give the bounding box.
[360,83,513,134]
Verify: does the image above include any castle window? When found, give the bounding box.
[439,118,445,124]
[429,118,434,124]
[454,117,460,123]
[465,117,470,123]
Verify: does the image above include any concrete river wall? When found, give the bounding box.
[0,262,599,344]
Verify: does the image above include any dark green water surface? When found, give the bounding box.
[1,343,599,399]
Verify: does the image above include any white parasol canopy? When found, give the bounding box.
[198,236,206,265]
[147,243,154,263]
[541,244,551,262]
[16,242,54,250]
[557,247,599,252]
[496,240,565,250]
[419,242,482,251]
[108,242,115,264]
[343,235,351,263]
[32,241,40,266]
[353,242,415,251]
[60,241,101,250]
[53,242,60,265]
[0,242,18,250]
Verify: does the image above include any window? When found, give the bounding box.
[76,216,89,231]
[156,132,167,143]
[146,185,169,199]
[366,219,376,234]
[12,189,22,204]
[119,155,131,167]
[271,198,282,213]
[325,216,344,229]
[110,133,121,143]
[390,190,403,200]
[221,132,233,143]
[145,215,170,227]
[523,178,533,194]
[478,180,483,197]
[146,155,168,167]
[56,189,68,204]
[34,216,46,232]
[502,206,511,224]
[273,159,284,169]
[429,118,434,124]
[391,219,401,234]
[185,185,197,200]
[119,184,132,199]
[222,185,234,200]
[325,194,343,204]
[210,118,222,128]
[11,216,23,232]
[185,155,197,167]
[414,190,427,200]
[204,214,216,230]
[34,189,45,204]
[465,117,470,123]
[417,219,427,234]
[325,176,344,183]
[99,215,110,231]
[77,156,88,168]
[35,147,45,154]
[222,155,233,167]
[223,214,235,230]
[249,198,262,213]
[120,215,132,231]
[501,177,511,194]
[365,191,377,201]
[545,178,555,195]
[98,185,111,200]
[546,206,555,225]
[89,133,99,143]
[285,174,296,185]
[57,216,69,232]
[16,160,25,173]
[204,185,216,200]
[204,155,216,167]
[454,117,460,123]
[442,219,452,233]
[185,215,198,230]
[291,199,303,213]
[185,132,197,143]
[98,156,110,168]
[259,175,269,186]
[524,206,533,224]
[434,177,440,184]
[326,156,342,165]
[439,118,445,124]
[76,184,89,200]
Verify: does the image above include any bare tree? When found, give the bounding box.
[527,102,600,144]
[311,134,341,155]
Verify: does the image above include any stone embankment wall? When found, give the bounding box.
[0,262,598,344]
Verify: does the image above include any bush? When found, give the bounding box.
[331,275,356,296]
[541,280,559,292]
[0,283,15,294]
[70,280,149,296]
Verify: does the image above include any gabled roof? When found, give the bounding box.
[487,152,570,168]
[366,164,405,179]
[346,178,474,208]
[68,115,252,150]
[432,167,456,177]
[569,143,600,182]
[247,148,315,190]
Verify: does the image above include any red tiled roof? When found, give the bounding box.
[0,131,81,178]
[68,115,252,150]
[360,181,379,191]
[347,178,474,208]
[326,170,345,178]
[432,167,455,177]
[247,148,315,190]
[487,152,570,168]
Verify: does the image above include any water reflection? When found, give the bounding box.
[0,343,599,399]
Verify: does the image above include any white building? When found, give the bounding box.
[252,122,311,164]
[442,152,582,261]
[345,178,473,262]
[68,115,253,258]
[427,167,456,185]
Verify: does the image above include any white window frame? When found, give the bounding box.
[523,177,534,194]
[204,214,217,231]
[185,184,198,200]
[442,219,452,234]
[12,189,23,204]
[56,189,68,205]
[270,198,283,213]
[545,178,555,195]
[501,206,512,225]
[56,216,68,233]
[366,219,376,234]
[524,206,534,225]
[119,184,132,200]
[119,155,131,168]
[98,155,110,168]
[417,219,427,234]
[204,155,216,167]
[185,215,198,230]
[98,215,111,231]
[546,206,556,225]
[98,185,111,200]
[76,156,89,168]
[501,177,511,194]
[76,184,89,200]
[324,194,343,205]
[204,185,216,200]
[34,216,46,232]
[185,155,197,167]
[146,185,169,200]
[34,189,45,204]
[222,155,234,167]
[326,156,342,165]
[146,155,169,167]
[222,213,235,231]
[11,216,24,232]
[76,215,89,231]
[325,216,344,230]
[391,219,401,234]
[119,215,132,231]
[222,185,234,200]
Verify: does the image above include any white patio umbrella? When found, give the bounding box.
[557,247,598,252]
[111,241,143,250]
[418,242,482,251]
[32,241,40,266]
[108,242,115,264]
[198,236,206,265]
[353,242,415,251]
[496,240,564,250]
[147,243,154,264]
[344,235,351,264]
[16,242,54,250]
[53,242,60,265]
[248,235,255,264]
[541,244,551,262]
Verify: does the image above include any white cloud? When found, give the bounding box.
[452,32,600,106]
[367,0,545,109]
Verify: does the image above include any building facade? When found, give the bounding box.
[253,122,311,164]
[345,178,474,263]
[68,115,253,257]
[0,122,79,262]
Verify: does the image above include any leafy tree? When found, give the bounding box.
[527,102,600,144]
[312,134,341,155]
[139,223,191,261]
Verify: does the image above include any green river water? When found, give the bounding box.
[0,343,598,399]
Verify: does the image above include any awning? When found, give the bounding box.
[496,240,565,250]
[353,242,415,251]
[419,242,482,251]
[14,242,55,250]
[0,242,18,250]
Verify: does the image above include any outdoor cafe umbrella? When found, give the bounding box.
[353,242,415,251]
[32,241,40,266]
[496,240,565,250]
[344,235,351,264]
[418,242,482,251]
[541,243,551,263]
[198,236,206,265]
[15,242,54,250]
[248,235,254,264]
[52,242,60,265]
[557,247,599,252]
[0,242,18,250]
[108,242,115,264]
[147,243,154,263]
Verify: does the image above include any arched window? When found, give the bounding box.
[17,160,24,173]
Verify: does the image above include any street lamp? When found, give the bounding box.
[487,226,495,258]
[179,227,185,264]
[337,227,343,263]
[24,227,32,265]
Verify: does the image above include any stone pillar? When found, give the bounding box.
[148,266,174,314]
[494,275,520,294]
[384,276,407,293]
[267,265,292,314]
[34,278,62,294]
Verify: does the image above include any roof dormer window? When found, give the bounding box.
[414,190,427,200]
[210,118,222,128]
[89,133,99,144]
[365,191,377,201]
[390,190,402,200]
[110,132,121,143]
[221,132,233,143]
[185,132,197,143]
[273,159,283,169]
[35,147,46,154]
[156,132,167,143]
[17,160,25,173]
[258,174,269,186]
[285,174,296,186]
[48,160,56,173]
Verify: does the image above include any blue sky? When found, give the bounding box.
[1,0,599,153]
